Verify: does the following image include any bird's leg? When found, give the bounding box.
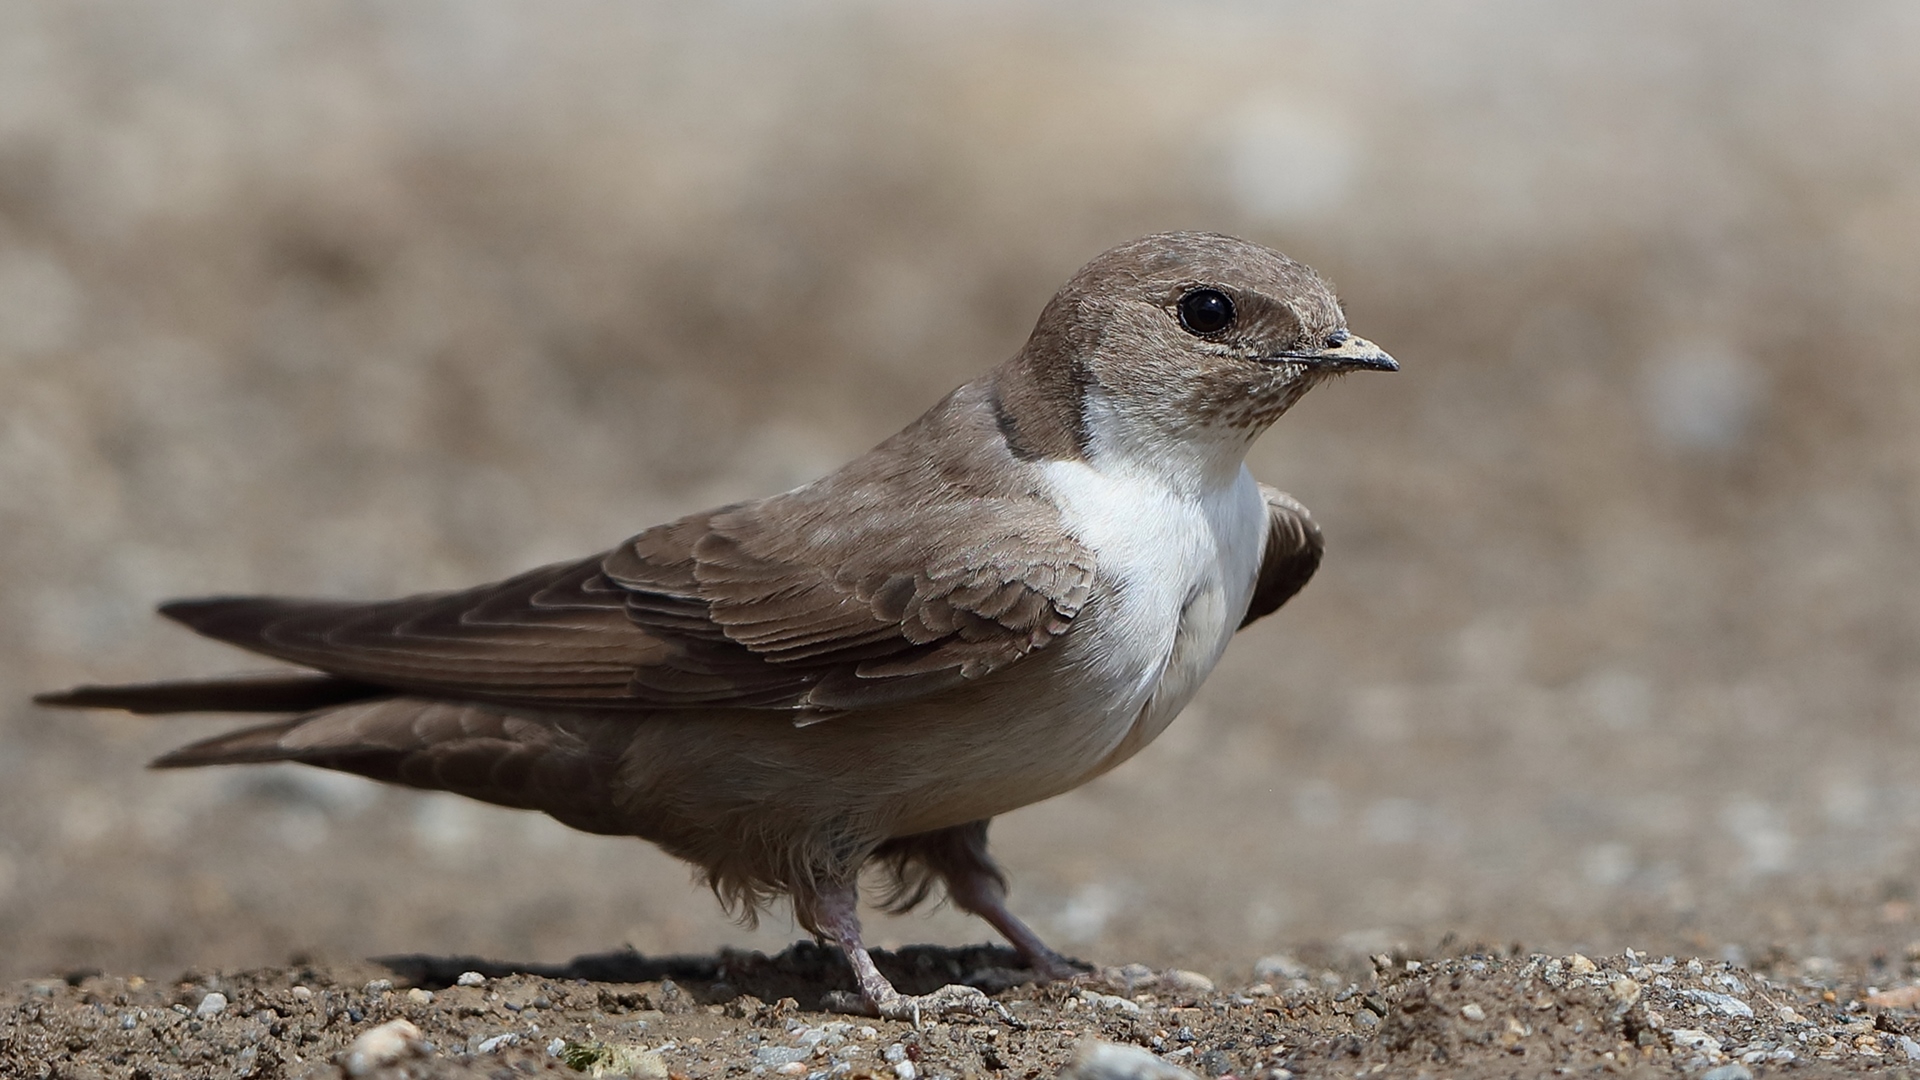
[942,867,1085,982]
[919,821,1086,982]
[809,880,998,1022]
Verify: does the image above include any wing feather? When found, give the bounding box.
[1239,484,1324,629]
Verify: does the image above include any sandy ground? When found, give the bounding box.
[7,2,1920,1076]
[7,943,1920,1078]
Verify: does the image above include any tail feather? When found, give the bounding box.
[149,718,310,768]
[34,673,387,715]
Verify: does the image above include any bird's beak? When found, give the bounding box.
[1266,331,1399,372]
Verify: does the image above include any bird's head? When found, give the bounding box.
[996,232,1395,485]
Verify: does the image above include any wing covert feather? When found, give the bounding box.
[1239,484,1323,629]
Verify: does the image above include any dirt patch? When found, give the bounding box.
[7,944,1918,1079]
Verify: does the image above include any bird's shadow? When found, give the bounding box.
[375,941,1052,1011]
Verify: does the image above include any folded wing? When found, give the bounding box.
[154,490,1097,714]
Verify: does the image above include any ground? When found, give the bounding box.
[7,938,1920,1078]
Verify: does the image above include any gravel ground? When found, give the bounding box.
[8,944,1920,1079]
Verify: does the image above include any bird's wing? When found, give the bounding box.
[160,490,1097,714]
[1238,484,1323,629]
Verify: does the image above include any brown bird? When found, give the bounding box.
[37,232,1395,1018]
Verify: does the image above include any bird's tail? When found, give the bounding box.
[32,673,387,715]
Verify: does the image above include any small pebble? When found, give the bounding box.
[1681,989,1754,1018]
[1568,954,1597,976]
[1668,1029,1722,1054]
[777,1063,807,1076]
[755,1046,811,1068]
[456,971,487,987]
[1610,977,1642,1006]
[476,1033,519,1054]
[290,986,312,1000]
[1078,990,1143,1014]
[1058,1040,1200,1080]
[1865,985,1920,1009]
[363,979,393,996]
[342,1019,426,1077]
[406,987,434,1005]
[883,1044,908,1064]
[195,992,228,1018]
[1161,970,1214,993]
[893,1062,917,1080]
[1699,1066,1752,1080]
[1253,955,1307,982]
[1459,1003,1486,1022]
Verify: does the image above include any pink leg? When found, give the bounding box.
[808,880,1000,1022]
[876,820,1086,981]
[944,870,1083,982]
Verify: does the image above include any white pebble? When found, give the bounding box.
[1059,1040,1201,1080]
[893,1061,917,1080]
[456,971,487,987]
[407,987,434,1005]
[1459,1003,1486,1022]
[342,1019,426,1076]
[476,1033,520,1054]
[290,986,312,1000]
[547,1037,567,1057]
[363,979,394,996]
[755,1046,812,1068]
[883,1044,908,1064]
[1668,1029,1722,1054]
[1253,955,1307,981]
[1681,989,1754,1018]
[1078,990,1143,1015]
[1161,970,1215,993]
[195,992,228,1018]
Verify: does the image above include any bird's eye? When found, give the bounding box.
[1177,288,1235,335]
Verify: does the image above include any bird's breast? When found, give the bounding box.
[1036,458,1267,780]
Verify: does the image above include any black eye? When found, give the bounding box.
[1177,288,1235,335]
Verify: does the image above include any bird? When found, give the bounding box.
[36,231,1396,1019]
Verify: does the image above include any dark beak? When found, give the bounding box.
[1267,331,1398,372]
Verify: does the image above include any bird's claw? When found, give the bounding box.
[823,984,1010,1027]
[1026,952,1093,984]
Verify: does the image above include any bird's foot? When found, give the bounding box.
[823,983,1009,1025]
[1024,950,1093,984]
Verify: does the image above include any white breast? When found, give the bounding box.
[1037,456,1269,773]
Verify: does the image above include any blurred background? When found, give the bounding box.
[4,1,1920,982]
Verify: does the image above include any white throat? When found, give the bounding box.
[1077,386,1262,499]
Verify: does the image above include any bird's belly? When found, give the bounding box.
[881,570,1243,834]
